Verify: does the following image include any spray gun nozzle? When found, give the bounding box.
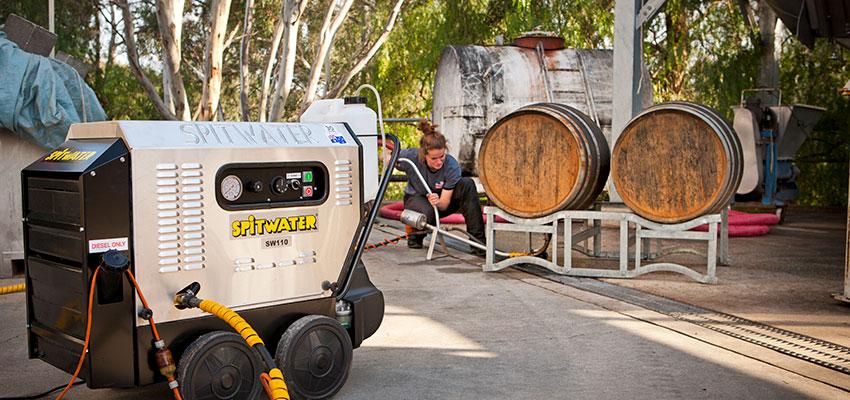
[400,209,428,230]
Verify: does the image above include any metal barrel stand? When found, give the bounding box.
[484,206,725,284]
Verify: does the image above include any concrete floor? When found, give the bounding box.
[1,212,849,399]
[589,208,850,348]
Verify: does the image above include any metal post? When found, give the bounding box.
[48,0,55,57]
[486,211,494,268]
[610,0,645,202]
[593,218,601,257]
[720,206,730,265]
[844,162,850,298]
[552,219,559,265]
[834,141,850,302]
[707,221,718,283]
[634,224,642,270]
[564,217,572,271]
[619,220,629,273]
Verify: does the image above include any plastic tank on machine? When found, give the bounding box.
[302,97,379,202]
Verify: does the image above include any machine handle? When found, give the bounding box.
[335,133,401,298]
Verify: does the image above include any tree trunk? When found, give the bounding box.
[117,0,177,120]
[258,2,287,122]
[198,0,233,121]
[157,0,190,120]
[106,3,117,71]
[757,0,780,90]
[163,61,175,113]
[239,0,254,121]
[300,0,355,111]
[270,0,310,121]
[662,0,689,99]
[327,0,405,98]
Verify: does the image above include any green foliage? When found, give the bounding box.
[503,0,613,48]
[781,39,850,206]
[97,65,162,120]
[370,0,613,138]
[3,0,847,205]
[643,1,848,206]
[646,0,759,108]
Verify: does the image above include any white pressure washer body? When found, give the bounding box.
[21,99,387,389]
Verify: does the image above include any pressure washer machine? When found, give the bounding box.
[21,101,398,399]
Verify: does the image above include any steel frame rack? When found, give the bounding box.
[484,206,728,284]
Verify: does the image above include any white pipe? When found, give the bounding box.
[397,158,514,258]
[397,158,440,235]
[355,84,387,170]
[48,0,55,57]
[424,223,511,257]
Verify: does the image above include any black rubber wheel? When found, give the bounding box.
[275,315,353,400]
[177,331,264,400]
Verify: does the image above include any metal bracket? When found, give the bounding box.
[637,0,668,26]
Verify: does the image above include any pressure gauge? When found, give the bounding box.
[221,175,243,201]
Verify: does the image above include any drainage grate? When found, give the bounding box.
[516,264,850,376]
[670,311,850,374]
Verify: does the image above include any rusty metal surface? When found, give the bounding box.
[432,44,652,176]
[512,35,565,50]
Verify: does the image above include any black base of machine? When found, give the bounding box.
[342,261,384,348]
[23,138,136,389]
[137,297,334,386]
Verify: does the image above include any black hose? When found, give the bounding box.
[0,381,83,400]
[336,133,401,298]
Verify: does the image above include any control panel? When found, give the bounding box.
[215,162,328,210]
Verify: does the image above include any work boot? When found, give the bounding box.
[470,246,486,257]
[407,234,424,249]
[470,237,487,257]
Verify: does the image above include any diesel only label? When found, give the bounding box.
[88,237,129,253]
[230,212,318,239]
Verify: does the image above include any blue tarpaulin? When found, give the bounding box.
[0,31,106,148]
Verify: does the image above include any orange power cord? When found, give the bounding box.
[126,270,182,400]
[55,268,182,400]
[55,266,100,400]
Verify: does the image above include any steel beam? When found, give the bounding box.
[611,0,645,202]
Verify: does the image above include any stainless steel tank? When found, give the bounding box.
[432,34,652,176]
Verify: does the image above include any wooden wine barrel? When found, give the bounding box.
[611,102,743,224]
[478,103,610,218]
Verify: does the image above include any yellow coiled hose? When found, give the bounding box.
[264,369,289,400]
[0,283,25,295]
[197,299,290,400]
[199,299,264,346]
